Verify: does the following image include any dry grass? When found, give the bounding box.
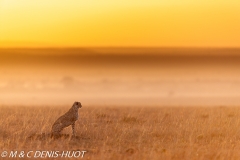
[1,106,240,159]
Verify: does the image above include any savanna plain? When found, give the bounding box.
[1,106,240,160]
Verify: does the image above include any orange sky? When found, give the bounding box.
[0,0,240,48]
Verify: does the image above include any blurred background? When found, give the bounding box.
[1,0,240,106]
[1,48,240,106]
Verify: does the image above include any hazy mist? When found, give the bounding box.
[1,48,240,106]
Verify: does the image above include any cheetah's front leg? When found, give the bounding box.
[72,122,76,136]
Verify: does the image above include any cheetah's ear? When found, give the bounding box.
[73,101,81,108]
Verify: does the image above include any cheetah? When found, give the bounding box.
[51,101,82,137]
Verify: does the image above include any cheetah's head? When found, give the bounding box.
[73,101,82,109]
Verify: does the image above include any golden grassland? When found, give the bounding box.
[1,106,240,159]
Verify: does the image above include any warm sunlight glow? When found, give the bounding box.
[0,0,240,47]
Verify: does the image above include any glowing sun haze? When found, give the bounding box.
[0,0,240,48]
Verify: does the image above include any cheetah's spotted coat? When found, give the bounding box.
[51,102,82,136]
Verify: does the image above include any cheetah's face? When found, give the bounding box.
[74,101,82,109]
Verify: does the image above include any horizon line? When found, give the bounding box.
[1,46,240,49]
